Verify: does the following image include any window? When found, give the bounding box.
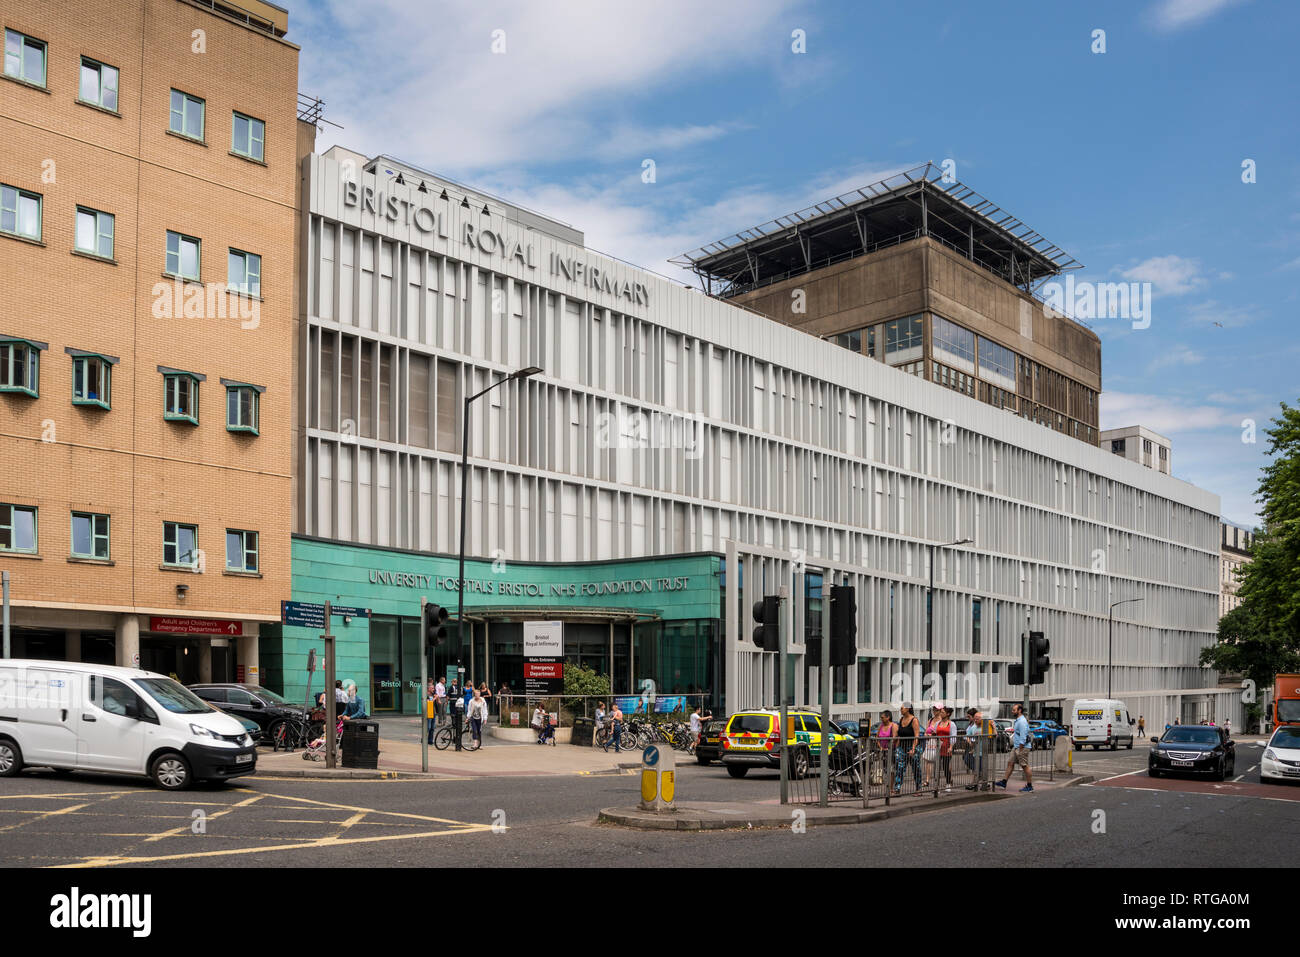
[1143,439,1153,453]
[1111,439,1126,454]
[977,336,1017,388]
[71,511,110,559]
[883,315,923,362]
[4,29,45,86]
[932,316,975,368]
[70,351,113,408]
[832,329,861,353]
[78,57,118,110]
[857,658,872,703]
[0,337,41,395]
[165,231,200,279]
[972,598,982,655]
[162,369,201,424]
[231,111,265,161]
[169,89,204,140]
[1,184,41,240]
[865,326,876,358]
[75,207,114,259]
[162,521,198,567]
[0,504,37,552]
[223,380,261,434]
[227,248,261,296]
[225,529,258,573]
[89,676,146,718]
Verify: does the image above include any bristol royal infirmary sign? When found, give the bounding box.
[341,179,649,307]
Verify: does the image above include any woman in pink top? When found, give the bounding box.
[875,710,897,755]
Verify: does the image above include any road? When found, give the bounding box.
[0,738,1294,867]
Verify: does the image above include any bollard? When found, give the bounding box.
[639,743,677,811]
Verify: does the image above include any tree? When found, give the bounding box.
[1200,401,1300,703]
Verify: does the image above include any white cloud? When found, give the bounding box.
[301,0,801,172]
[1185,299,1256,328]
[1099,391,1241,433]
[1120,255,1207,296]
[1148,0,1249,32]
[1146,345,1204,373]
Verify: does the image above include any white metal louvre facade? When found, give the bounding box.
[298,153,1230,725]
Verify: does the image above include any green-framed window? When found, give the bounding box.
[4,29,46,87]
[78,57,118,111]
[225,529,258,573]
[224,382,260,435]
[0,503,37,553]
[1,183,41,241]
[71,511,110,559]
[0,337,41,396]
[231,111,265,161]
[163,372,200,424]
[71,353,112,408]
[168,88,204,140]
[162,521,198,568]
[165,230,200,280]
[228,248,261,297]
[75,206,114,259]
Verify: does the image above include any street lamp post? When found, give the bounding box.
[1108,597,1144,700]
[456,366,543,693]
[927,537,973,687]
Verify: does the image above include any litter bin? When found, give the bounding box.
[570,716,595,747]
[341,719,380,769]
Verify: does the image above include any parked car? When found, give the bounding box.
[212,707,263,743]
[993,718,1014,752]
[1260,725,1300,784]
[719,709,851,779]
[1149,724,1235,780]
[0,659,257,790]
[1028,719,1069,749]
[833,719,862,738]
[695,718,727,765]
[188,683,307,745]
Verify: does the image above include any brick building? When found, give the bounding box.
[0,0,301,683]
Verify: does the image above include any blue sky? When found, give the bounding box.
[294,0,1298,526]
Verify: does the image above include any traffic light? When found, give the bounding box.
[829,584,857,667]
[751,595,779,651]
[1028,631,1050,685]
[1008,663,1025,685]
[423,600,449,649]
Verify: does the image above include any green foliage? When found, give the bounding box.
[1203,401,1300,686]
[562,663,610,699]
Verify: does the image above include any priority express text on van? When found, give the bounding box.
[0,659,257,789]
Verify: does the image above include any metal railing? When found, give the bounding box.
[784,733,1058,807]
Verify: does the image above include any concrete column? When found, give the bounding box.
[115,614,140,669]
[198,640,213,683]
[239,627,260,686]
[66,629,82,664]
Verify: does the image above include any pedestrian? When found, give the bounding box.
[594,700,607,746]
[995,703,1034,793]
[689,704,712,751]
[531,702,546,743]
[894,702,923,794]
[963,707,984,790]
[435,676,447,726]
[426,679,437,745]
[478,681,493,719]
[334,679,349,706]
[467,689,488,747]
[604,701,624,752]
[936,705,956,791]
[497,682,510,716]
[1224,718,1231,738]
[1138,715,1145,738]
[922,705,939,788]
[450,682,466,751]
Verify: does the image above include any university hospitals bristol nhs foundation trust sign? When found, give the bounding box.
[290,538,721,622]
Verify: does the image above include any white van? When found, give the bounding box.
[0,659,257,790]
[1070,698,1136,750]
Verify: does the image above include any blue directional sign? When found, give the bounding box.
[281,600,326,628]
[643,745,660,767]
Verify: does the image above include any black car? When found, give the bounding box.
[188,683,307,745]
[695,719,726,765]
[1149,725,1235,780]
[834,719,862,738]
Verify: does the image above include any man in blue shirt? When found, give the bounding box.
[995,703,1034,793]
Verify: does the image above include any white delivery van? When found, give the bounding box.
[1070,698,1136,750]
[0,659,257,790]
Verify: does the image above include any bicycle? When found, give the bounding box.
[433,723,481,752]
[596,723,639,752]
[271,712,322,752]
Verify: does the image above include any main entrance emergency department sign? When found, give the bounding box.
[523,621,564,696]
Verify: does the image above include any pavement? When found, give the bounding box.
[599,772,1094,830]
[255,715,642,779]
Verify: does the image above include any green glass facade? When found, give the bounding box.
[259,536,722,714]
